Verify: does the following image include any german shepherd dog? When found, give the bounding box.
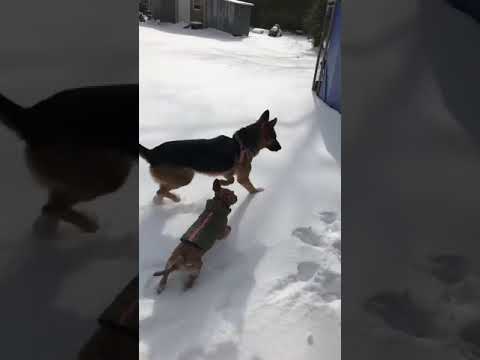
[139,110,281,202]
[153,179,238,293]
[0,85,138,234]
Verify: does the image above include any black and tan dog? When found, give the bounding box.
[0,85,138,233]
[139,109,281,202]
[153,179,237,293]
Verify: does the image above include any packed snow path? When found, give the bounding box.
[139,23,341,360]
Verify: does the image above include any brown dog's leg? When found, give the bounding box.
[154,259,181,294]
[156,274,169,294]
[155,267,174,294]
[236,163,263,194]
[184,258,203,291]
[184,271,201,291]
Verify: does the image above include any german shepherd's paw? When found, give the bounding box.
[154,191,181,204]
[250,187,264,194]
[153,194,181,205]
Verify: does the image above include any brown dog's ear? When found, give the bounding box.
[257,109,269,123]
[213,179,221,192]
[269,118,277,127]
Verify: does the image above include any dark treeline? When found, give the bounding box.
[249,0,313,30]
[249,0,327,46]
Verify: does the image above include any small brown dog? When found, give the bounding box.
[153,179,238,293]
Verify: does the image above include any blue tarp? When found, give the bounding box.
[319,1,341,112]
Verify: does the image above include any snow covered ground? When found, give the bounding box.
[343,1,480,359]
[139,23,341,360]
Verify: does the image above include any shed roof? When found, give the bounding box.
[225,0,254,6]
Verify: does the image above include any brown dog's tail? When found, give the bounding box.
[139,144,152,163]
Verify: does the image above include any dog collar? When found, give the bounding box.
[180,238,204,250]
[233,133,255,163]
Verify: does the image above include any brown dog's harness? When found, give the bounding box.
[180,199,230,251]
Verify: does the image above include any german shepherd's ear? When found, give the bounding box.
[213,179,221,192]
[269,118,277,127]
[257,109,269,123]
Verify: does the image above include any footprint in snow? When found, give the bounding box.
[292,225,341,259]
[415,254,478,306]
[416,254,470,287]
[292,211,341,249]
[271,261,320,292]
[309,269,341,301]
[298,261,322,281]
[364,290,436,339]
[365,255,480,359]
[317,211,338,224]
[271,262,340,302]
[292,227,325,247]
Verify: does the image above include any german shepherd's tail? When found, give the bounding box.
[139,144,152,163]
[0,93,27,139]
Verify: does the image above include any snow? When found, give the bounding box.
[251,28,265,34]
[344,0,480,359]
[139,23,341,360]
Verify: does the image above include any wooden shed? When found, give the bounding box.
[150,0,191,23]
[206,0,253,36]
[148,0,253,36]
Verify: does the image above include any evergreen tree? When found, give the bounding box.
[304,0,327,46]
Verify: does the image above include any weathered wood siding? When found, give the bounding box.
[177,0,190,22]
[206,0,253,36]
[151,0,176,22]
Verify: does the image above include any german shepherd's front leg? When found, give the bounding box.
[236,162,263,194]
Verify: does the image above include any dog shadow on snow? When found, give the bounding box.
[140,193,266,360]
